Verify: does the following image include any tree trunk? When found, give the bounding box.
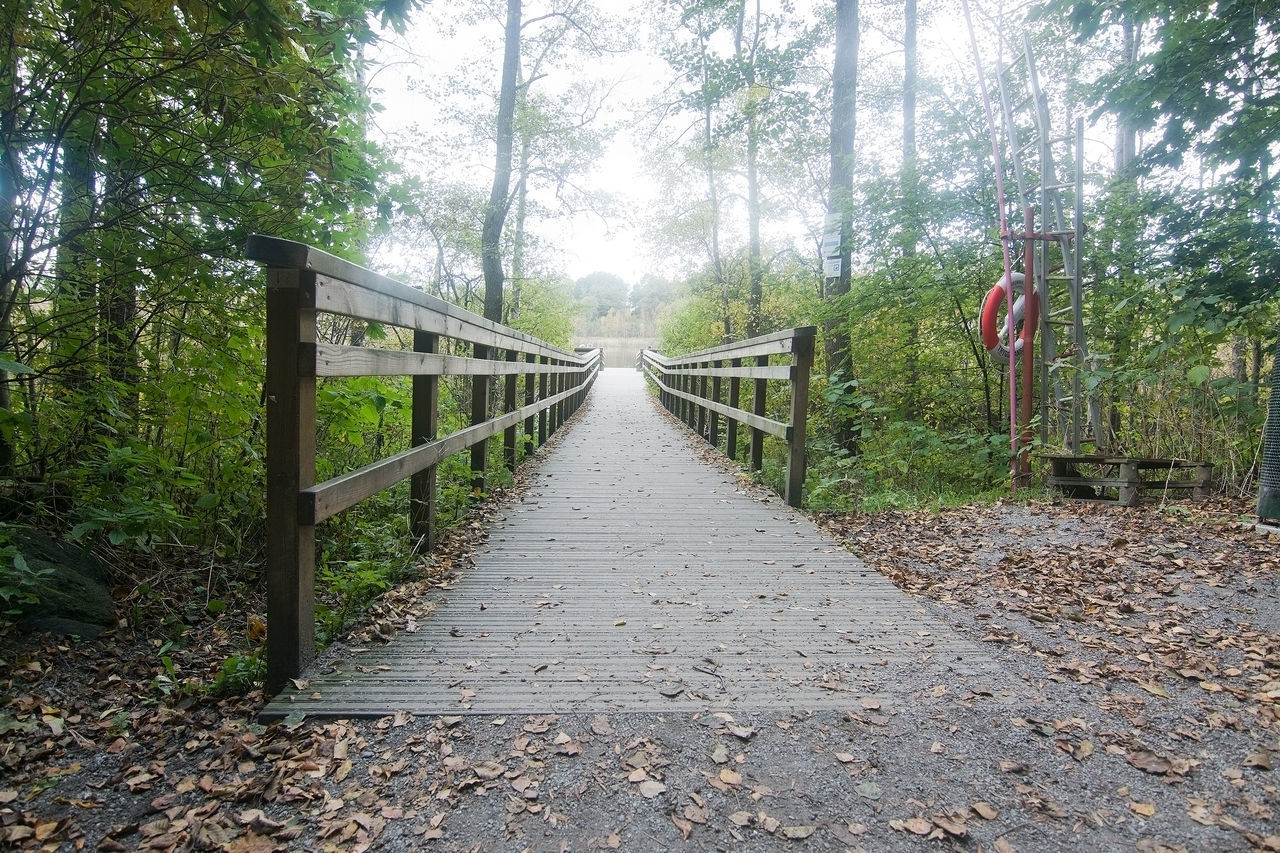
[901,0,919,421]
[740,0,763,338]
[824,0,858,453]
[1115,16,1138,175]
[481,0,521,325]
[510,129,531,324]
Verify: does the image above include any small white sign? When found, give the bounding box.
[823,257,841,278]
[821,212,841,258]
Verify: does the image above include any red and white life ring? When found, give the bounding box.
[980,271,1039,365]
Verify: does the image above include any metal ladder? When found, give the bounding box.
[993,35,1106,453]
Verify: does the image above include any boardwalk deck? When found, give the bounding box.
[264,369,1000,718]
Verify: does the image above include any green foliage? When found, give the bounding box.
[0,527,50,615]
[211,651,266,697]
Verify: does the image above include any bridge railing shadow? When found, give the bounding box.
[639,328,815,508]
[248,235,601,691]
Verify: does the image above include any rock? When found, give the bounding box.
[7,529,114,629]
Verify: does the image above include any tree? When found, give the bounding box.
[482,0,523,325]
[824,0,858,453]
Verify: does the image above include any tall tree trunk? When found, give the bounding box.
[824,0,858,453]
[509,130,531,325]
[0,4,21,475]
[53,111,98,387]
[739,0,764,338]
[481,0,521,325]
[698,31,729,342]
[901,0,919,421]
[1114,15,1139,175]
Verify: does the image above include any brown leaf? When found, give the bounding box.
[683,804,710,824]
[719,768,742,786]
[671,814,692,840]
[1127,750,1173,775]
[891,817,933,835]
[637,780,666,799]
[782,825,815,839]
[972,802,998,820]
[932,814,968,837]
[728,811,752,827]
[1130,802,1156,817]
[1244,752,1274,771]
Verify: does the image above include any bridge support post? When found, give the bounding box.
[709,361,722,449]
[727,358,741,461]
[411,331,439,549]
[750,355,767,472]
[785,332,814,507]
[697,363,708,439]
[471,344,489,494]
[264,268,317,693]
[539,356,549,444]
[524,353,536,449]
[504,349,518,470]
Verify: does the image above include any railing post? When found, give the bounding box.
[539,356,549,444]
[264,268,317,693]
[709,360,722,449]
[697,363,708,439]
[471,344,489,494]
[727,357,741,461]
[504,349,518,470]
[750,354,767,472]
[524,352,536,449]
[785,332,814,508]
[411,331,439,549]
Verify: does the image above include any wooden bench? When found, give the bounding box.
[1043,455,1213,506]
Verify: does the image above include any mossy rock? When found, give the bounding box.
[8,530,114,631]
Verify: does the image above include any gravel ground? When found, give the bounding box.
[2,493,1278,852]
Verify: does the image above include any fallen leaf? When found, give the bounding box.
[1130,802,1156,817]
[855,781,881,800]
[1128,750,1173,775]
[671,814,692,840]
[782,825,815,839]
[638,780,666,799]
[1139,681,1170,698]
[891,817,932,835]
[972,802,998,820]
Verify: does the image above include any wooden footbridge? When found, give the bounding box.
[250,237,998,717]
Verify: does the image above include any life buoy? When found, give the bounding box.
[980,271,1038,365]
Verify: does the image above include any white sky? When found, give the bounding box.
[366,1,1056,287]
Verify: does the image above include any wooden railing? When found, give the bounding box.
[248,235,601,692]
[639,327,815,508]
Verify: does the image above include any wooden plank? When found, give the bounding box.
[312,344,584,377]
[785,333,813,507]
[660,364,793,380]
[264,269,317,694]
[247,235,576,361]
[300,382,586,524]
[674,326,818,362]
[264,369,998,717]
[409,332,438,548]
[645,365,788,440]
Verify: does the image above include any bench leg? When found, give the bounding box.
[1193,464,1213,499]
[1119,462,1139,507]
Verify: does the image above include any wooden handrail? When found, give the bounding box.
[639,327,815,508]
[250,235,601,692]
